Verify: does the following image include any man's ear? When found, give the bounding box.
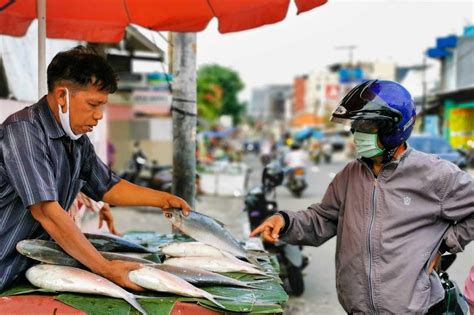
[54,87,68,113]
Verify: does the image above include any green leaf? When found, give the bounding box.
[0,283,55,296]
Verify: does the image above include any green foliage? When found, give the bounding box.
[197,64,245,125]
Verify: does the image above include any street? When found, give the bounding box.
[110,153,474,315]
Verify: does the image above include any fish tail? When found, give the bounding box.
[246,255,264,270]
[127,296,148,315]
[205,294,227,309]
[237,282,261,289]
[244,279,269,288]
[212,294,234,301]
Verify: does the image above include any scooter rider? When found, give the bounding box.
[251,80,474,314]
[284,142,309,169]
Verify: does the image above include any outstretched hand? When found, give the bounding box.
[250,214,285,243]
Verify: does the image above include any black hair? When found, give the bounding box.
[47,45,118,93]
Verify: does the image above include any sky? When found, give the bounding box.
[193,0,473,101]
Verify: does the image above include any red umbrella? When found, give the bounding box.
[0,0,327,42]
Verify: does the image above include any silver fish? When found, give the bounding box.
[152,264,262,288]
[163,256,267,275]
[17,239,82,267]
[161,241,226,258]
[164,209,261,268]
[17,239,155,266]
[85,233,151,253]
[26,264,147,315]
[129,266,228,309]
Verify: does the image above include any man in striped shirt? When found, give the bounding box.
[0,46,190,292]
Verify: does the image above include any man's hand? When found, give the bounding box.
[428,253,442,274]
[250,214,285,243]
[159,192,191,216]
[98,203,119,235]
[99,260,144,291]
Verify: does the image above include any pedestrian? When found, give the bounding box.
[465,265,474,314]
[0,46,190,292]
[251,80,474,314]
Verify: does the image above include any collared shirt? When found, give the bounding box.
[0,96,120,290]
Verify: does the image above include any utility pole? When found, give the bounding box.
[421,55,427,133]
[170,32,197,209]
[335,45,357,67]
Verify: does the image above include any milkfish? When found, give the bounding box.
[152,264,263,288]
[85,233,151,253]
[129,266,229,309]
[17,239,156,266]
[17,239,82,267]
[163,256,267,275]
[26,264,147,315]
[164,209,261,268]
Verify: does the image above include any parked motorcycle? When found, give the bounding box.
[119,147,173,193]
[244,162,308,296]
[285,166,307,198]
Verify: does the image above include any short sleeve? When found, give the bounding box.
[2,121,57,207]
[79,138,120,201]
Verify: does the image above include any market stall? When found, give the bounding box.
[0,232,288,314]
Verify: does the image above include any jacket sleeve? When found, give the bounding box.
[279,172,343,246]
[439,163,474,253]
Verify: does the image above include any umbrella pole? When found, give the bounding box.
[37,0,47,98]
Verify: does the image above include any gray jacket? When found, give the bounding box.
[280,148,474,314]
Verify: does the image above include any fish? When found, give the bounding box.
[152,264,263,288]
[160,241,262,270]
[26,264,147,315]
[85,233,152,253]
[129,266,228,309]
[160,241,228,258]
[17,239,82,267]
[100,252,157,264]
[17,239,156,266]
[163,256,267,276]
[164,209,261,268]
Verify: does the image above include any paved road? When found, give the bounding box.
[108,152,473,315]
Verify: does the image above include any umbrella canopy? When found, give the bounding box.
[0,0,327,42]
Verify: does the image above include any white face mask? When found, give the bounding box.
[353,131,385,158]
[58,88,83,140]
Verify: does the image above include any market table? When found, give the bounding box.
[0,232,288,314]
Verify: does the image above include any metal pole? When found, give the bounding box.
[421,55,427,133]
[171,32,197,208]
[37,0,47,98]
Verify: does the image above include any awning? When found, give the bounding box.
[0,0,328,42]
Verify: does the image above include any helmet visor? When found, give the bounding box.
[331,80,402,124]
[351,117,394,134]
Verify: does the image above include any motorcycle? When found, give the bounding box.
[119,149,173,193]
[431,254,469,315]
[285,166,307,198]
[244,162,308,296]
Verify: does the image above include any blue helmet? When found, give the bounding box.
[331,80,416,149]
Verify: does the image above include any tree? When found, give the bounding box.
[197,64,245,125]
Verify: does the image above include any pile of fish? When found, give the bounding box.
[18,209,273,313]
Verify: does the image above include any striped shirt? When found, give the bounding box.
[0,96,120,290]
